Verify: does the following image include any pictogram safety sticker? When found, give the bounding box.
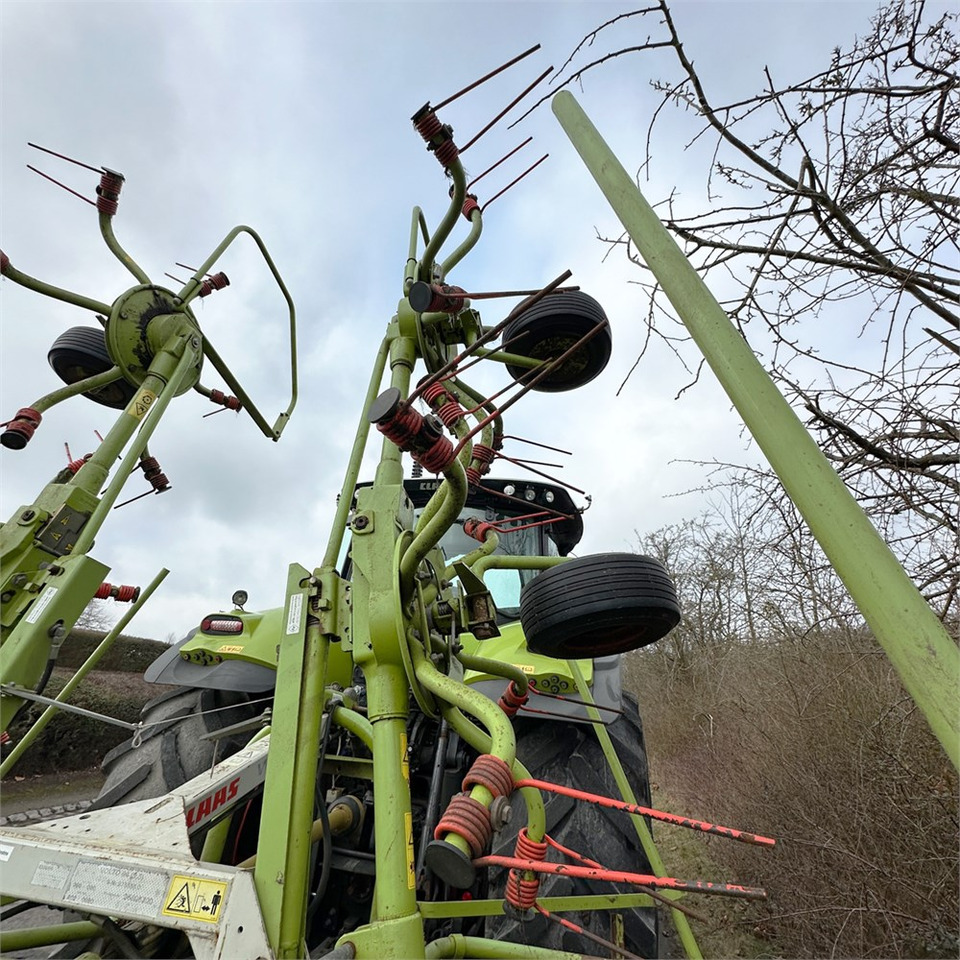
[162,874,228,923]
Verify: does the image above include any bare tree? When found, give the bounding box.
[636,473,861,665]
[74,599,118,634]
[551,0,959,621]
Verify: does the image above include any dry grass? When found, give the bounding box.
[627,632,959,959]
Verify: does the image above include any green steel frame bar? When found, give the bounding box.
[419,892,660,920]
[321,336,390,570]
[0,921,104,953]
[72,338,200,556]
[569,659,703,960]
[254,565,328,959]
[553,90,960,770]
[424,935,583,959]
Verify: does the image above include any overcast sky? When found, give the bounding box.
[1,0,892,641]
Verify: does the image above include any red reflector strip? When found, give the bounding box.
[201,616,244,634]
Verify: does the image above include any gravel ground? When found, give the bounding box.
[0,768,104,824]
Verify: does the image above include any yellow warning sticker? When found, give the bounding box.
[405,811,415,889]
[162,874,227,923]
[217,644,244,654]
[129,387,157,421]
[400,732,410,783]
[514,663,536,674]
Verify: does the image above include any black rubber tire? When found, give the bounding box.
[485,695,659,958]
[520,553,681,658]
[90,687,259,810]
[502,290,612,392]
[47,325,136,409]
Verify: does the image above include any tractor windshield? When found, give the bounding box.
[435,507,558,619]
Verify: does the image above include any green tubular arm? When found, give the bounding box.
[472,555,568,578]
[444,529,499,584]
[400,458,468,598]
[177,225,298,437]
[201,335,291,440]
[414,477,450,538]
[425,933,582,959]
[419,160,466,283]
[439,205,482,280]
[413,379,490,555]
[99,212,150,285]
[455,650,529,697]
[0,256,111,315]
[322,336,391,570]
[450,375,499,434]
[411,640,515,766]
[26,367,125,414]
[413,640,522,861]
[331,703,374,750]
[404,206,430,292]
[442,377,495,478]
[438,701,545,841]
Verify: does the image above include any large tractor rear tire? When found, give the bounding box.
[91,687,260,810]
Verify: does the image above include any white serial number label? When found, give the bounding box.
[25,586,58,624]
[286,593,303,635]
[65,861,167,916]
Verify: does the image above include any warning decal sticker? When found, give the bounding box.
[128,387,157,421]
[162,874,227,923]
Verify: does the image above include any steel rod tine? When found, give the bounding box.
[476,484,576,520]
[495,453,587,496]
[467,137,533,190]
[481,154,549,212]
[113,488,156,509]
[451,285,578,301]
[460,66,554,153]
[26,165,96,207]
[27,142,102,174]
[501,435,573,456]
[433,44,541,111]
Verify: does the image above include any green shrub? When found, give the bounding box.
[5,667,173,777]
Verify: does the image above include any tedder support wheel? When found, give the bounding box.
[502,290,612,392]
[47,325,137,410]
[519,553,681,659]
[485,695,660,957]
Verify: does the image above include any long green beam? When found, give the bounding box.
[552,91,960,770]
